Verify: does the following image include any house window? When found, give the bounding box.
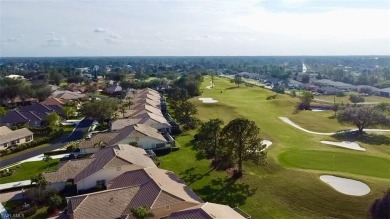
[96,180,106,186]
[26,136,32,142]
[16,139,20,144]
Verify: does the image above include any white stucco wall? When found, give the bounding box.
[116,135,166,149]
[76,164,144,191]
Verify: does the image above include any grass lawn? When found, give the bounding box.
[0,159,59,184]
[316,92,390,104]
[159,76,390,218]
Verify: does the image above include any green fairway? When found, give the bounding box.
[0,159,59,184]
[159,76,390,218]
[279,150,390,179]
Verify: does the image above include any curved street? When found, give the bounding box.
[0,119,93,168]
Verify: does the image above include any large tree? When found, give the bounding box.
[194,118,224,165]
[80,98,119,121]
[337,106,390,135]
[31,173,49,199]
[220,118,266,177]
[174,100,198,129]
[234,74,243,87]
[298,91,314,110]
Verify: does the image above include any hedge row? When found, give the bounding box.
[0,129,65,157]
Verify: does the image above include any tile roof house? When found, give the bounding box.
[0,103,63,127]
[110,112,171,133]
[45,144,156,192]
[0,126,33,150]
[67,167,203,219]
[169,202,248,219]
[133,98,161,109]
[379,87,390,98]
[80,124,168,155]
[51,90,87,100]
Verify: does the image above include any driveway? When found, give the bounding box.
[0,119,93,168]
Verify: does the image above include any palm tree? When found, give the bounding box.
[130,207,154,219]
[119,105,127,118]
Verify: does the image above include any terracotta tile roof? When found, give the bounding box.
[74,145,156,183]
[0,126,12,135]
[133,98,161,108]
[133,112,170,126]
[78,132,119,149]
[170,202,247,219]
[43,158,96,183]
[69,167,202,219]
[68,187,140,219]
[133,104,162,116]
[0,127,33,145]
[110,118,143,131]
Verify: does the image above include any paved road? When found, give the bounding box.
[0,119,93,168]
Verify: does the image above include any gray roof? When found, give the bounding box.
[379,87,390,93]
[0,127,33,145]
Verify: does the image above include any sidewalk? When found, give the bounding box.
[0,180,32,191]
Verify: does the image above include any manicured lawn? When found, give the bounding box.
[0,159,59,184]
[159,76,390,218]
[316,92,390,104]
[278,150,390,179]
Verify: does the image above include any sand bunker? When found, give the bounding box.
[199,97,218,103]
[320,141,366,151]
[311,109,326,112]
[261,140,273,151]
[320,175,370,196]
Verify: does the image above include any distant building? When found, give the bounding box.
[379,87,390,98]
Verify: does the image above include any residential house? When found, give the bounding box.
[111,112,171,133]
[51,90,87,101]
[1,96,38,107]
[0,103,63,127]
[67,167,203,219]
[169,202,248,219]
[67,83,86,93]
[287,79,303,89]
[379,87,390,98]
[79,124,169,154]
[44,144,156,191]
[133,98,161,109]
[132,104,163,117]
[113,124,168,149]
[0,126,33,149]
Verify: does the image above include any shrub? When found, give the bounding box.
[336,91,346,97]
[20,205,38,217]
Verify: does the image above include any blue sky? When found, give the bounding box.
[1,0,389,57]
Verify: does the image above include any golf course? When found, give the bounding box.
[159,76,390,218]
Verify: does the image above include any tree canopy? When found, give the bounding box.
[80,98,119,121]
[220,118,266,177]
[337,106,390,135]
[130,206,154,219]
[173,100,198,129]
[349,94,365,103]
[194,118,224,165]
[369,189,390,219]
